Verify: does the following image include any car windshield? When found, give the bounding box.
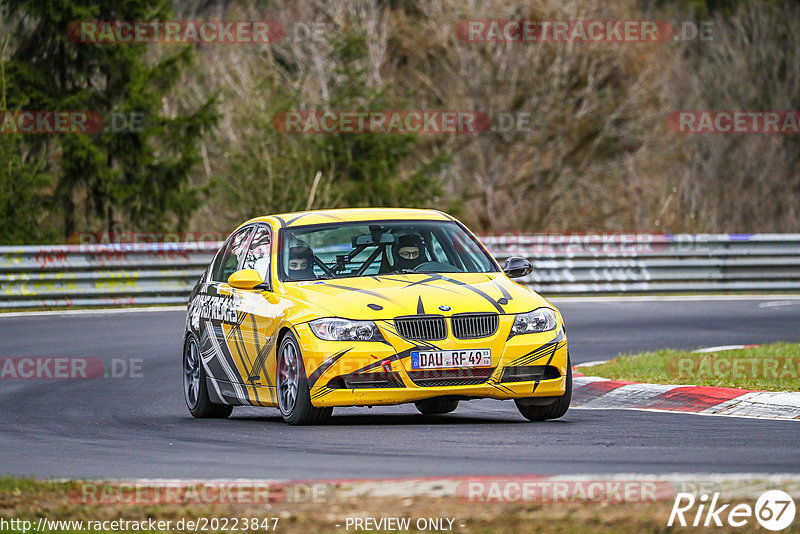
[278,220,497,281]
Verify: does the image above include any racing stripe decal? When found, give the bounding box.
[507,328,566,365]
[511,342,566,366]
[199,327,227,380]
[508,347,550,366]
[249,314,275,388]
[285,213,309,226]
[315,283,400,305]
[206,320,249,403]
[378,320,398,335]
[490,279,513,302]
[399,275,461,292]
[545,341,559,366]
[416,273,506,313]
[285,212,345,226]
[380,275,480,297]
[486,378,516,395]
[508,339,566,366]
[311,386,334,401]
[307,347,353,388]
[197,328,226,403]
[226,313,260,403]
[378,276,414,283]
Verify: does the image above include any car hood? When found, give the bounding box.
[281,272,550,319]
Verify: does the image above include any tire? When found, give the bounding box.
[515,355,572,421]
[183,334,233,419]
[277,331,332,425]
[414,398,459,415]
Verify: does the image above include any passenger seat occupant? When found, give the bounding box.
[287,245,316,280]
[392,234,426,271]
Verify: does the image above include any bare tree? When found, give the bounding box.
[170,0,799,234]
[664,0,800,232]
[388,0,672,231]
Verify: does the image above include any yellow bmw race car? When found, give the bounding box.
[182,208,570,425]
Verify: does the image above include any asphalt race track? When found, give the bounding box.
[1,297,799,479]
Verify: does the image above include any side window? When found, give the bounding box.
[429,233,447,264]
[211,227,253,282]
[242,226,272,282]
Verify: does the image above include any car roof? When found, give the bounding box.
[240,208,454,229]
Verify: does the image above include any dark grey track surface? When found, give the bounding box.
[1,298,798,479]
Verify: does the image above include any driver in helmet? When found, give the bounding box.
[392,234,426,271]
[287,245,316,280]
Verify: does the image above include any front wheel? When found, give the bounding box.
[277,332,332,425]
[183,334,233,419]
[515,355,572,421]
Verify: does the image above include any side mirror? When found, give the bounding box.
[503,257,533,278]
[228,269,269,291]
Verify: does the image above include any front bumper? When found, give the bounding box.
[295,316,568,408]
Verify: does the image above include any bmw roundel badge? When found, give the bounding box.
[438,305,452,311]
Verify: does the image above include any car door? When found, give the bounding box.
[232,224,283,406]
[199,225,254,405]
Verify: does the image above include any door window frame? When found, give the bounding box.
[208,225,257,284]
[241,224,274,291]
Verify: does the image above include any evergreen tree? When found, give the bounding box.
[2,0,217,240]
[0,134,53,244]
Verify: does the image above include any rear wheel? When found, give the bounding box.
[277,331,332,425]
[515,356,572,421]
[183,334,233,419]
[415,398,459,415]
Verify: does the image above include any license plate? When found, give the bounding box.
[410,349,491,369]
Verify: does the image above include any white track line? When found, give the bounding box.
[692,345,761,353]
[574,360,612,368]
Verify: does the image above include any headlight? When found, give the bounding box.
[309,318,383,341]
[511,308,558,335]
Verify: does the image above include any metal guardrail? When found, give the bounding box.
[0,242,216,309]
[1,234,799,309]
[485,233,800,294]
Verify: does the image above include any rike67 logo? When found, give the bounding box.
[668,490,796,530]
